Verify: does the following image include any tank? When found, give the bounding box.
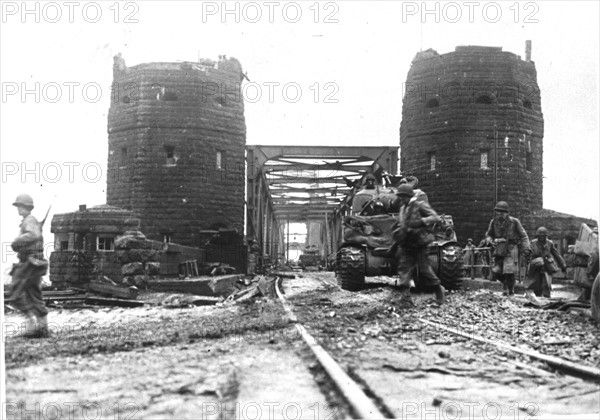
[299,245,322,270]
[336,177,464,291]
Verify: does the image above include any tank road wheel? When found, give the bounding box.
[438,243,464,290]
[337,247,366,291]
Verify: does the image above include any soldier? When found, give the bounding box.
[464,238,476,277]
[353,174,383,215]
[485,201,531,295]
[525,227,566,298]
[394,185,445,304]
[9,194,50,338]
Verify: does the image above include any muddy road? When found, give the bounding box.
[4,272,599,419]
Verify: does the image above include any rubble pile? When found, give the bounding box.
[288,285,599,369]
[115,231,163,287]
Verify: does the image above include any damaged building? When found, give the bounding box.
[49,204,206,288]
[400,44,595,250]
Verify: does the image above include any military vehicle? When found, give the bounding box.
[299,245,322,270]
[336,177,464,291]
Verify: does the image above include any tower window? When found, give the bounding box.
[426,98,440,108]
[526,151,533,172]
[157,87,178,101]
[121,147,127,165]
[216,150,226,170]
[163,233,172,243]
[428,152,436,171]
[476,95,492,104]
[162,92,178,101]
[480,149,490,169]
[165,146,176,166]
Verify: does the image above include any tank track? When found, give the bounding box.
[438,244,464,290]
[337,246,366,291]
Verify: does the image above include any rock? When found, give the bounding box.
[145,262,161,276]
[121,262,145,276]
[122,276,134,286]
[133,274,148,287]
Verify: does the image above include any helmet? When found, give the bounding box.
[467,238,473,243]
[405,176,419,188]
[494,201,509,212]
[364,174,376,183]
[536,227,549,236]
[395,184,414,197]
[13,193,34,209]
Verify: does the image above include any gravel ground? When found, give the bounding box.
[283,272,600,418]
[4,273,599,419]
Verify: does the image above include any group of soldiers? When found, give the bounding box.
[480,201,569,299]
[465,203,600,303]
[356,174,598,306]
[7,188,600,338]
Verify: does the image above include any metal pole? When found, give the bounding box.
[494,124,498,205]
[286,218,290,263]
[324,212,330,269]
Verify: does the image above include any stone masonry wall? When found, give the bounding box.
[107,56,246,248]
[400,46,544,244]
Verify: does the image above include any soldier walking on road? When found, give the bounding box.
[9,194,50,338]
[485,201,531,296]
[524,227,566,298]
[394,185,445,304]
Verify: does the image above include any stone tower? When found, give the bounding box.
[400,45,543,243]
[107,55,246,247]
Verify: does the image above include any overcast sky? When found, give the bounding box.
[1,0,598,274]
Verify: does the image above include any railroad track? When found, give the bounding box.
[275,277,390,418]
[275,274,600,419]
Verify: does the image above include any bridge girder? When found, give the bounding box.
[246,145,399,260]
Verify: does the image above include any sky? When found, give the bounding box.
[1,0,599,276]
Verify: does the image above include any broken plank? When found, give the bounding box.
[85,296,144,307]
[89,281,138,300]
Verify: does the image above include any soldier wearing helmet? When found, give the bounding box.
[9,193,50,338]
[485,201,531,296]
[524,227,566,298]
[352,173,383,215]
[393,184,446,304]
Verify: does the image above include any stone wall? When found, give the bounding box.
[107,55,246,248]
[400,46,544,243]
[522,209,597,256]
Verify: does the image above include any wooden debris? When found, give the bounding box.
[162,294,220,307]
[234,287,261,302]
[84,296,144,307]
[89,280,138,300]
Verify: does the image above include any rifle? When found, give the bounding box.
[40,205,52,228]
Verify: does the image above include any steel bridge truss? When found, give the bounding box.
[246,145,399,263]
